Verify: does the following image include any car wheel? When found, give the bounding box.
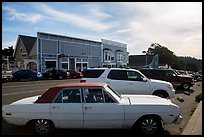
[28,77,33,81]
[153,91,169,98]
[182,83,190,90]
[137,116,162,135]
[33,119,54,135]
[59,75,63,79]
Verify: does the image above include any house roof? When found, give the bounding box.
[19,35,37,55]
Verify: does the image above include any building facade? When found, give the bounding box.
[12,32,128,72]
[37,32,128,72]
[102,39,128,68]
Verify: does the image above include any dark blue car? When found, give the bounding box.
[42,69,67,80]
[12,69,38,81]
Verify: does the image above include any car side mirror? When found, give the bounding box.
[142,77,148,82]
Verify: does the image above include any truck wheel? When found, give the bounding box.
[32,119,54,135]
[182,83,190,90]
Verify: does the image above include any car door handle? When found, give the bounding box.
[84,106,92,110]
[52,106,60,109]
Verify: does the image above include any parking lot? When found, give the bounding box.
[2,79,202,135]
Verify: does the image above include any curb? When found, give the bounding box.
[181,101,202,135]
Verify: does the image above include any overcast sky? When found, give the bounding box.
[2,2,202,59]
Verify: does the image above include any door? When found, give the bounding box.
[49,88,83,128]
[106,70,129,94]
[83,87,124,128]
[163,70,180,86]
[69,58,75,71]
[126,70,150,94]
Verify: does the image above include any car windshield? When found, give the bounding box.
[104,85,122,101]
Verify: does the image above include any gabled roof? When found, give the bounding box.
[19,35,37,55]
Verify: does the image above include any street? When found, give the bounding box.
[2,79,202,135]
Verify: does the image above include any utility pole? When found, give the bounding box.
[6,56,10,70]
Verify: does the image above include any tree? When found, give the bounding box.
[2,46,15,63]
[147,43,180,69]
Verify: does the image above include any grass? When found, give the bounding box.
[195,92,202,102]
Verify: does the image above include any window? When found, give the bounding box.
[165,70,176,77]
[83,88,114,103]
[107,70,127,80]
[141,70,162,78]
[127,71,144,81]
[83,70,105,78]
[62,63,68,71]
[103,91,115,103]
[103,49,111,61]
[84,88,104,103]
[116,51,123,62]
[54,88,81,103]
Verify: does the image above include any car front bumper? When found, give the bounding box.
[173,115,183,124]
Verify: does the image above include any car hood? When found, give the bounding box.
[122,94,172,105]
[178,74,193,79]
[149,79,171,85]
[10,95,41,105]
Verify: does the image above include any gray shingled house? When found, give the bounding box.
[13,35,37,71]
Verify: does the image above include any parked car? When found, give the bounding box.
[2,70,13,82]
[37,72,43,80]
[81,68,175,98]
[12,69,38,81]
[175,70,196,81]
[140,69,195,90]
[67,70,83,78]
[42,69,67,80]
[2,82,182,135]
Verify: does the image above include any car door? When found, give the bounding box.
[49,88,83,128]
[163,70,179,86]
[106,70,129,94]
[83,87,124,128]
[126,70,150,95]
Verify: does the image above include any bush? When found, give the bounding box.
[195,92,202,102]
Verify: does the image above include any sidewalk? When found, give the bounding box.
[181,101,202,135]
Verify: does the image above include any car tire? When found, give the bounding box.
[28,77,33,81]
[182,83,190,90]
[136,115,162,135]
[153,90,169,98]
[59,76,63,79]
[32,119,54,135]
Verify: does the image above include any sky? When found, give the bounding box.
[2,2,202,59]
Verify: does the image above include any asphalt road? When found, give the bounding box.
[2,79,202,135]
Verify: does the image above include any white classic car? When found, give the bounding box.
[2,82,182,135]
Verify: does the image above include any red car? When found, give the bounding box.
[67,70,83,78]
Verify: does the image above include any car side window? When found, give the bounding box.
[54,88,81,103]
[127,71,144,81]
[84,88,115,103]
[103,91,115,103]
[84,88,105,103]
[107,70,127,80]
[165,70,176,77]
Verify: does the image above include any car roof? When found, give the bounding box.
[87,67,137,71]
[55,82,107,88]
[35,82,107,103]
